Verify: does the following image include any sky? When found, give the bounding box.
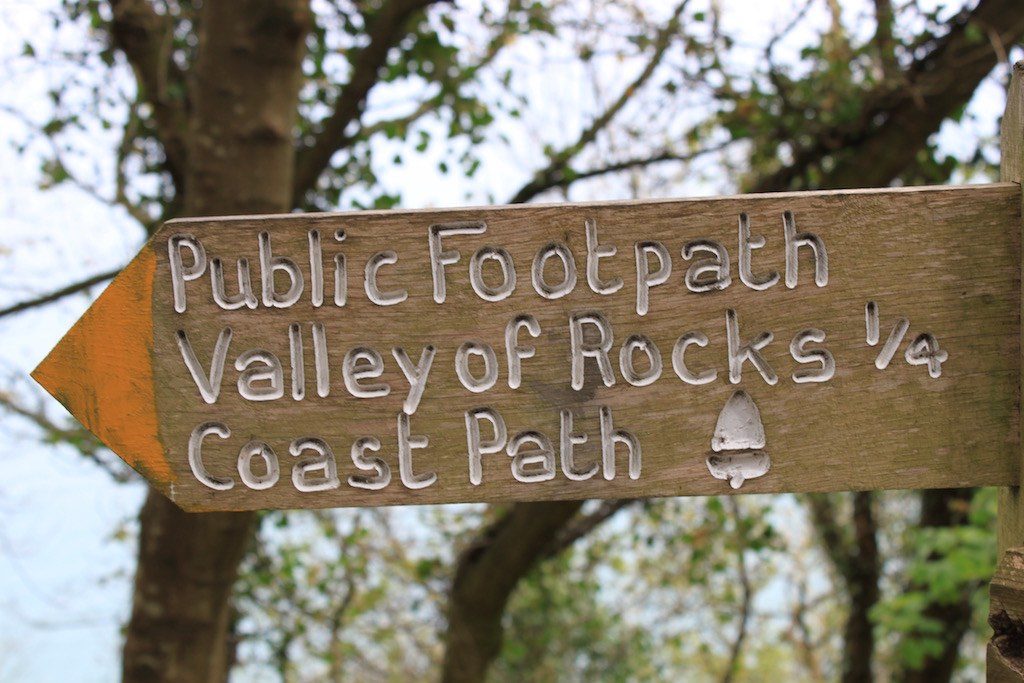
[0,0,1016,680]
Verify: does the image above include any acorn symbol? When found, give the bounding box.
[707,390,771,489]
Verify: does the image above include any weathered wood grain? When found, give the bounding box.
[999,61,1024,559]
[33,183,1022,511]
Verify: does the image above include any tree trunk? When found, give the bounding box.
[121,1,310,681]
[441,501,583,683]
[806,492,880,683]
[841,492,880,683]
[121,496,257,682]
[895,488,975,683]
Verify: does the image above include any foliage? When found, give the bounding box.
[234,505,485,680]
[872,489,997,673]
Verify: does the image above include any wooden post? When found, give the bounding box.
[991,61,1024,681]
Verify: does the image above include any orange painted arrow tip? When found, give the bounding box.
[31,246,174,485]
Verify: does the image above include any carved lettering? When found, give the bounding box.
[466,407,507,485]
[469,245,516,302]
[429,221,486,303]
[569,311,616,390]
[532,242,577,299]
[726,309,777,385]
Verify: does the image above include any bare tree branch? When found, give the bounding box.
[113,96,170,234]
[292,0,447,203]
[722,497,753,683]
[872,0,899,79]
[806,493,879,683]
[508,0,690,204]
[0,268,121,320]
[327,518,361,682]
[0,391,132,482]
[751,0,1024,192]
[806,494,850,570]
[441,501,583,683]
[542,499,638,560]
[787,570,825,680]
[0,102,161,231]
[822,0,853,63]
[109,0,189,186]
[763,0,814,121]
[357,22,508,141]
[512,140,735,203]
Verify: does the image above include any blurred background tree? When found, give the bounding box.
[0,0,1021,681]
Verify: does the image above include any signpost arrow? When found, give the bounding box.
[32,184,1021,512]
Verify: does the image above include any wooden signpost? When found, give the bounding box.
[31,181,1021,512]
[28,58,1024,682]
